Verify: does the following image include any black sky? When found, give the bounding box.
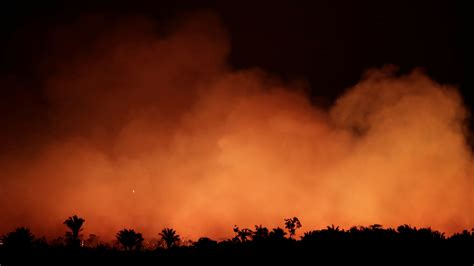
[0,0,470,135]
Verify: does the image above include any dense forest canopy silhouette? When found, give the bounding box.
[1,215,473,264]
[0,3,472,245]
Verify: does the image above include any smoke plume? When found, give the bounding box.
[0,12,472,240]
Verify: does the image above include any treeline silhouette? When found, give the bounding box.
[1,215,473,264]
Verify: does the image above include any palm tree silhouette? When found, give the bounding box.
[159,227,180,249]
[116,229,144,251]
[326,224,340,232]
[63,215,85,247]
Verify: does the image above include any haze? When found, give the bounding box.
[0,12,472,240]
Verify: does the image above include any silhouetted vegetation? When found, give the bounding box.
[159,227,180,249]
[232,225,253,243]
[116,229,144,251]
[1,216,473,264]
[284,217,302,238]
[2,227,35,252]
[63,215,85,247]
[252,225,269,242]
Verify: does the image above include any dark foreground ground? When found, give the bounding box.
[1,238,473,265]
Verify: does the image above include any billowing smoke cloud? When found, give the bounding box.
[0,12,472,241]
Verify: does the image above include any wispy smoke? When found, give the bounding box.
[0,12,472,240]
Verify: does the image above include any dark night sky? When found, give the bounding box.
[0,0,471,132]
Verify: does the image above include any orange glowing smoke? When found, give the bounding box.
[0,12,472,241]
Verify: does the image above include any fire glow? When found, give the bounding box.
[0,12,472,240]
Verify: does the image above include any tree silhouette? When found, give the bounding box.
[301,224,345,243]
[3,215,474,262]
[232,225,253,243]
[85,234,100,248]
[2,227,35,251]
[63,215,85,247]
[268,227,287,240]
[159,227,180,249]
[284,217,302,239]
[369,224,382,230]
[252,225,269,242]
[194,237,218,249]
[326,224,340,232]
[116,229,144,251]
